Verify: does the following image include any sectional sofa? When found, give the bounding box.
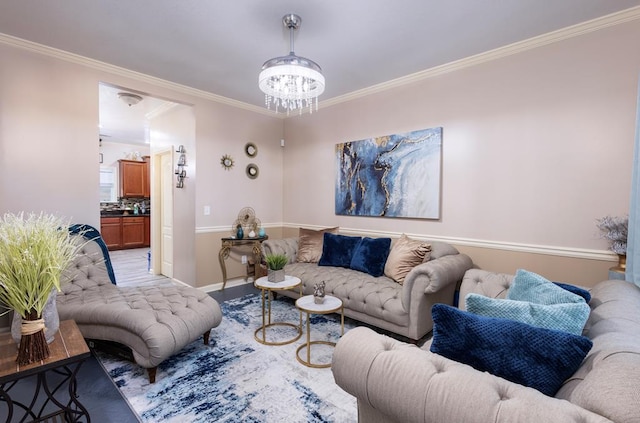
[332,269,640,423]
[262,230,473,341]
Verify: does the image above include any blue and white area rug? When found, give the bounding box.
[96,294,357,422]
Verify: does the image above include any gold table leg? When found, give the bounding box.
[295,305,344,368]
[254,287,302,346]
[218,242,231,290]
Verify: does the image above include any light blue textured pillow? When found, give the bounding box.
[507,269,585,305]
[465,293,591,336]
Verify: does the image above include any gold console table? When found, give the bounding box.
[219,236,268,290]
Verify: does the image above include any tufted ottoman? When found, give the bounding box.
[57,228,222,383]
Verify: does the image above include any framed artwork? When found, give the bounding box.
[335,127,442,219]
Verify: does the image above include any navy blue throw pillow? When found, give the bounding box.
[554,282,592,303]
[350,237,391,277]
[318,233,362,268]
[430,304,593,396]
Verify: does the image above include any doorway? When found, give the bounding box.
[98,82,186,281]
[152,148,174,278]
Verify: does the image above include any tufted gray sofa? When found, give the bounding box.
[57,232,222,383]
[332,269,640,423]
[262,237,473,341]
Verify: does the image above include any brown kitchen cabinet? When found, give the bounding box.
[119,159,150,198]
[100,217,122,250]
[122,217,145,249]
[101,216,151,250]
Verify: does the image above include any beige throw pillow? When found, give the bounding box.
[384,234,431,284]
[296,227,339,263]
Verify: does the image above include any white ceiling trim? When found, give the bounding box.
[321,6,640,109]
[0,32,273,117]
[1,5,639,118]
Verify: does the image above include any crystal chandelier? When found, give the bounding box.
[259,14,325,115]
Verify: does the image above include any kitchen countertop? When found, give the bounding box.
[100,213,150,218]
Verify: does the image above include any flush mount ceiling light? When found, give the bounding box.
[118,92,143,107]
[259,14,325,115]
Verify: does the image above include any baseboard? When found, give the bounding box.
[198,278,253,294]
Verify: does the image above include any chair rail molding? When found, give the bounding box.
[282,222,616,262]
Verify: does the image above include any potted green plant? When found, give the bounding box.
[265,253,288,283]
[0,212,84,365]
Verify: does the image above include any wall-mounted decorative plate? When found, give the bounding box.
[245,142,258,158]
[246,163,259,179]
[221,154,234,170]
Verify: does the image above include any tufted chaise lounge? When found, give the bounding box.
[57,227,222,383]
[332,269,640,423]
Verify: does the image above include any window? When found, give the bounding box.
[99,167,117,202]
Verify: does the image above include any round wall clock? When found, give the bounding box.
[245,142,258,158]
[221,154,234,170]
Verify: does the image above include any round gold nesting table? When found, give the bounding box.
[254,275,303,346]
[295,295,344,368]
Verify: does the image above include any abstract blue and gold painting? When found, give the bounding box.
[335,127,442,219]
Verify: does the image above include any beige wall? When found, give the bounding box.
[282,19,640,285]
[0,44,101,227]
[0,41,284,290]
[196,226,284,289]
[456,245,617,288]
[149,104,197,285]
[1,17,639,292]
[193,100,285,287]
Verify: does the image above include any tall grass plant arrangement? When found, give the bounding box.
[0,212,83,365]
[265,253,288,282]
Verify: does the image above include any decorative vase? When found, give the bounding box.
[248,230,256,238]
[12,288,59,346]
[613,254,626,272]
[267,268,285,283]
[313,281,326,304]
[258,227,266,237]
[236,226,244,240]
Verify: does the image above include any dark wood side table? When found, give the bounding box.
[218,236,268,290]
[0,320,91,422]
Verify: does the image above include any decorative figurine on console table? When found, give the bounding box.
[314,281,326,304]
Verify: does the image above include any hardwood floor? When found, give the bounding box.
[108,247,172,287]
[107,247,260,299]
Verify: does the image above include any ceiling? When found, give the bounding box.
[98,83,175,145]
[2,1,640,143]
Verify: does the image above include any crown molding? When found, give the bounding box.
[320,6,640,109]
[0,32,276,117]
[2,6,638,118]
